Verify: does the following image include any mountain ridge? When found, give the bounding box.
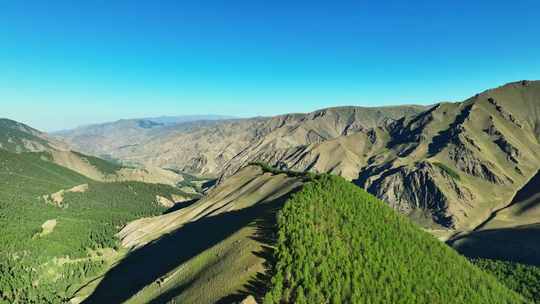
[52,80,540,237]
[55,105,427,175]
[0,118,191,187]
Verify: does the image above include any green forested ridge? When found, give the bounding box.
[473,259,540,303]
[262,174,524,304]
[0,150,186,303]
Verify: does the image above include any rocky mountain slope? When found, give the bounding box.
[55,81,540,239]
[55,106,426,175]
[357,80,540,235]
[53,115,233,164]
[219,81,540,238]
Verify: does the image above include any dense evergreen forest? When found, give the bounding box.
[262,174,524,304]
[0,150,187,303]
[2,152,539,303]
[473,259,540,303]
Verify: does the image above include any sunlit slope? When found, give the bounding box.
[362,81,540,233]
[227,81,540,236]
[56,106,426,176]
[51,81,540,237]
[82,166,527,304]
[0,149,187,303]
[263,175,524,304]
[82,165,306,304]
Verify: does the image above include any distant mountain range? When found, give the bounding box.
[54,80,540,241]
[2,80,540,303]
[53,115,236,134]
[0,118,193,187]
[0,119,198,303]
[54,106,426,173]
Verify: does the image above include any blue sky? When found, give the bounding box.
[1,1,539,131]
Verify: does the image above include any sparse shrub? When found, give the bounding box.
[248,162,317,181]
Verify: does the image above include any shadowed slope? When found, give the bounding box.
[83,202,283,303]
[451,170,540,265]
[81,166,305,304]
[452,224,540,266]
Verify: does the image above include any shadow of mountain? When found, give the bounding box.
[215,206,284,304]
[162,198,199,214]
[450,223,540,266]
[511,170,540,215]
[83,188,297,304]
[428,103,472,156]
[201,179,217,190]
[387,104,439,150]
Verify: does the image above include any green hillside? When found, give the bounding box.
[0,149,186,303]
[473,259,540,303]
[262,174,524,304]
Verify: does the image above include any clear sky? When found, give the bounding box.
[1,1,539,131]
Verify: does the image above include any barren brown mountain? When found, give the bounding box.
[57,81,540,238]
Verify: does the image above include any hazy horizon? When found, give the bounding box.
[2,1,539,131]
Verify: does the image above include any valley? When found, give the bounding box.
[5,0,540,302]
[57,81,540,236]
[1,80,540,303]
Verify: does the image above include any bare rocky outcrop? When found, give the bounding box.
[447,143,507,184]
[240,295,257,304]
[34,219,57,238]
[55,106,426,176]
[154,194,192,208]
[488,97,523,128]
[155,195,175,208]
[484,121,520,164]
[43,184,89,207]
[364,162,473,228]
[55,81,540,236]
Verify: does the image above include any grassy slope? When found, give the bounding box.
[81,165,305,304]
[0,150,186,303]
[263,175,524,304]
[82,165,528,304]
